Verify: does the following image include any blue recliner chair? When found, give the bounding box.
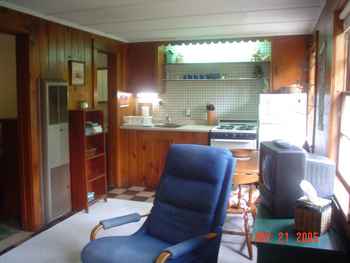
[81,144,235,263]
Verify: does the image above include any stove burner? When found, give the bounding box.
[217,124,235,130]
[236,124,256,131]
[216,124,256,131]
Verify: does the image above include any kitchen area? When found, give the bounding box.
[117,36,310,190]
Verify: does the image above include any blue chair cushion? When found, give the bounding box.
[147,144,232,244]
[81,232,171,263]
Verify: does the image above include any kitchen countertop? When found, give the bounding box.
[120,124,215,133]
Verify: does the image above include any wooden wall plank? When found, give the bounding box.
[38,21,48,77]
[0,6,123,231]
[63,27,71,81]
[56,25,65,79]
[48,23,57,79]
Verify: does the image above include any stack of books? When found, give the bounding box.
[87,192,95,203]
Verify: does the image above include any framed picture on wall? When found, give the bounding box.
[69,61,85,86]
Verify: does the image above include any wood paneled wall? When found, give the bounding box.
[0,6,124,231]
[313,0,345,157]
[38,22,93,109]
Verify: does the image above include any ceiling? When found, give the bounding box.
[3,0,326,42]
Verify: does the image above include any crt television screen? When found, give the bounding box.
[261,149,273,191]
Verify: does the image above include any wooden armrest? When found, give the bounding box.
[155,252,172,263]
[90,224,103,241]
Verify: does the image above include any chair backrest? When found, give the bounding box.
[146,144,235,244]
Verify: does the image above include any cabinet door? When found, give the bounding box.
[140,132,174,188]
[173,132,209,145]
[122,131,209,189]
[127,43,165,94]
[271,36,308,91]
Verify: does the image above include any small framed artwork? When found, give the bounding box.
[69,60,85,86]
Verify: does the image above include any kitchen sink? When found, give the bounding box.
[155,123,183,128]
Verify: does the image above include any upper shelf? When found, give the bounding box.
[163,77,269,81]
[165,61,270,66]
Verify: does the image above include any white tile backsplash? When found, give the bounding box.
[154,63,269,122]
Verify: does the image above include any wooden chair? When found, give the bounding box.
[223,157,259,260]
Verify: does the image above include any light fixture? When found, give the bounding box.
[136,92,160,104]
[117,91,132,99]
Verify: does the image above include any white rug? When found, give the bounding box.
[0,199,256,263]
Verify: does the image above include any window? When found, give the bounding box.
[336,92,350,220]
[165,40,271,63]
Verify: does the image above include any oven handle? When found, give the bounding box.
[210,139,255,143]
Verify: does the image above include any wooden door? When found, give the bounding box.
[271,36,309,91]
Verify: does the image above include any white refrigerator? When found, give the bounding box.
[259,93,307,147]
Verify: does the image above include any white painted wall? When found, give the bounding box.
[0,33,17,119]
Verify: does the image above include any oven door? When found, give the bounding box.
[210,138,257,150]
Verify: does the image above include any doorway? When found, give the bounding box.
[95,52,109,130]
[94,49,119,189]
[0,33,32,254]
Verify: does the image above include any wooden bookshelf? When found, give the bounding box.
[69,109,107,212]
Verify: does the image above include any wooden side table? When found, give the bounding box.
[252,205,348,263]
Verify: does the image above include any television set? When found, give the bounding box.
[259,141,335,218]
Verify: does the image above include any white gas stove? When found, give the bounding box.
[210,120,258,150]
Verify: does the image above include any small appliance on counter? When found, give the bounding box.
[123,116,153,127]
[87,192,95,203]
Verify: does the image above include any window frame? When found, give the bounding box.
[336,91,350,221]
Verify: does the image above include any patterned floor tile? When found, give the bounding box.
[109,188,127,195]
[145,197,155,203]
[131,196,149,202]
[115,194,134,200]
[123,190,140,195]
[128,186,146,192]
[107,193,118,198]
[135,191,155,198]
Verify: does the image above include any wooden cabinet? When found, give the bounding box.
[126,43,165,94]
[119,130,209,189]
[271,36,309,91]
[139,132,173,188]
[69,110,107,212]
